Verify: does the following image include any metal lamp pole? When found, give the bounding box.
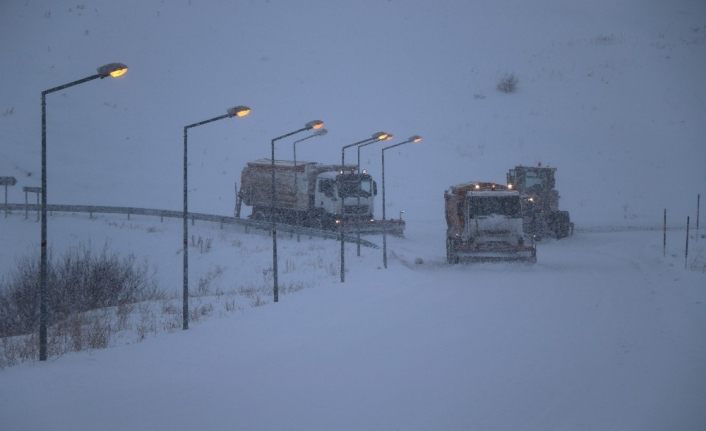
[182,106,251,330]
[38,62,128,361]
[272,120,324,302]
[381,135,422,269]
[355,133,392,257]
[339,132,390,283]
[292,129,327,237]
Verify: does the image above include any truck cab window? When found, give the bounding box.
[319,179,334,197]
[360,179,372,194]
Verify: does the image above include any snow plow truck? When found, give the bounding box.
[445,182,536,263]
[238,159,404,234]
[506,164,572,239]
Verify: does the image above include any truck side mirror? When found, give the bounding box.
[373,181,378,196]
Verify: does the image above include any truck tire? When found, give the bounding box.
[552,211,571,239]
[252,208,267,221]
[446,238,459,264]
[527,247,537,264]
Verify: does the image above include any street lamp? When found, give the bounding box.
[292,128,327,235]
[381,135,422,268]
[38,62,128,361]
[339,132,390,282]
[182,105,251,330]
[272,120,324,302]
[354,133,392,256]
[294,128,328,169]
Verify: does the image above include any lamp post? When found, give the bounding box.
[339,132,390,282]
[292,128,327,237]
[355,133,392,257]
[381,135,422,268]
[294,128,328,190]
[272,120,324,302]
[38,62,128,361]
[182,105,251,330]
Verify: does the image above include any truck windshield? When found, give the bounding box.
[524,172,545,188]
[469,196,521,217]
[337,175,372,198]
[521,169,555,189]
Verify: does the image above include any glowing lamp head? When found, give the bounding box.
[306,120,324,130]
[410,135,423,144]
[507,183,513,190]
[97,62,128,78]
[362,169,368,174]
[228,106,251,118]
[528,197,535,203]
[474,184,481,190]
[373,131,390,141]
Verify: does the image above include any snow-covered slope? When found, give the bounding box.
[1,212,705,430]
[1,0,704,226]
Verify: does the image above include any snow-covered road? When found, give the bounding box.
[1,214,704,431]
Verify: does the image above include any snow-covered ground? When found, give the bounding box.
[1,212,705,430]
[2,0,705,429]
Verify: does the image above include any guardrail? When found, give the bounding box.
[0,203,380,249]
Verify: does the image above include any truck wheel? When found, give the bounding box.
[552,211,571,239]
[527,252,537,264]
[446,238,459,264]
[252,208,266,221]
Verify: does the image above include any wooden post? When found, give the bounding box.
[696,193,700,241]
[663,208,667,257]
[685,216,690,270]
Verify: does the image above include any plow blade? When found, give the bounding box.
[449,242,536,263]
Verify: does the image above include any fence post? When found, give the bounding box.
[663,208,667,257]
[685,216,690,270]
[25,191,28,219]
[697,193,700,241]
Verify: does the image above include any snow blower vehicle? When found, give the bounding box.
[445,182,536,263]
[506,164,573,239]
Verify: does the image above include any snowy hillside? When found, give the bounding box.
[1,0,704,225]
